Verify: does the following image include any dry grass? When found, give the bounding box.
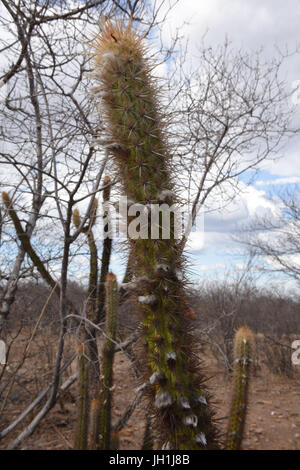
[0,328,299,450]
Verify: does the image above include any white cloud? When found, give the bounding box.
[256,176,300,186]
[259,152,300,177]
[158,0,300,56]
[240,184,279,218]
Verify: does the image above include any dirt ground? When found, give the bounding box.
[0,331,299,450]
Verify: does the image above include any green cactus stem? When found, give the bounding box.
[97,175,113,324]
[73,202,98,316]
[72,205,100,396]
[72,208,81,230]
[85,198,99,316]
[90,397,101,449]
[89,197,99,231]
[226,325,254,450]
[75,342,90,450]
[98,272,118,449]
[110,430,120,450]
[91,20,218,449]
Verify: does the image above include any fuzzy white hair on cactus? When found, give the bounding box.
[196,394,207,406]
[195,433,207,446]
[155,263,170,273]
[138,275,151,282]
[149,370,164,385]
[183,414,198,428]
[120,281,137,290]
[162,441,172,450]
[166,352,176,362]
[138,294,157,305]
[90,87,108,99]
[102,51,116,64]
[179,397,191,409]
[158,190,174,202]
[154,391,173,409]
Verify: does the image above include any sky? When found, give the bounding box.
[141,0,300,293]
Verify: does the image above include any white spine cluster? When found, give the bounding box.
[195,394,207,406]
[138,294,157,305]
[183,414,198,428]
[235,357,251,366]
[154,391,173,409]
[138,275,151,283]
[166,352,176,362]
[195,433,207,446]
[158,190,174,202]
[149,370,165,385]
[120,281,137,290]
[155,263,170,273]
[162,441,172,450]
[179,397,191,410]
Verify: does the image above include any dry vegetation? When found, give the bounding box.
[0,281,299,450]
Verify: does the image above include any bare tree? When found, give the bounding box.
[165,42,298,247]
[236,184,300,283]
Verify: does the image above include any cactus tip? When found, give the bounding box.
[106,272,117,282]
[2,191,10,206]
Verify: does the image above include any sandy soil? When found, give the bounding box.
[0,332,299,450]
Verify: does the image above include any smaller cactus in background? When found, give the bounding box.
[98,272,118,449]
[226,325,254,450]
[72,203,98,317]
[72,204,100,396]
[88,197,99,231]
[110,430,120,450]
[90,397,101,449]
[72,208,81,229]
[75,343,90,450]
[97,175,113,324]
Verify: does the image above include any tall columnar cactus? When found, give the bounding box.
[226,325,253,450]
[97,175,113,323]
[98,272,118,450]
[91,20,218,449]
[75,343,90,450]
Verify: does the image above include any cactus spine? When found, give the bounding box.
[75,343,90,450]
[226,326,253,450]
[91,20,217,449]
[98,272,118,449]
